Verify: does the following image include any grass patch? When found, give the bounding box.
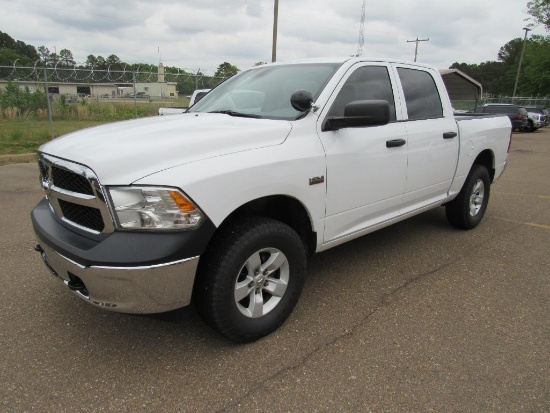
[0,119,109,155]
[0,98,191,156]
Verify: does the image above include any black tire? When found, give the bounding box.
[527,121,536,132]
[446,164,491,229]
[194,217,307,343]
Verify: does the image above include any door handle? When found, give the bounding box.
[386,139,406,148]
[443,131,457,139]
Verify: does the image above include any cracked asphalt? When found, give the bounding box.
[1,128,549,412]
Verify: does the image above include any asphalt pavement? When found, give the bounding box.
[1,128,549,412]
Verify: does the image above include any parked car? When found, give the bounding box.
[476,104,529,132]
[127,92,149,99]
[524,106,548,128]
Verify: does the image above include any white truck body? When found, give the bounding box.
[32,57,511,342]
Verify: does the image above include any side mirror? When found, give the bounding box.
[323,100,390,131]
[290,90,314,112]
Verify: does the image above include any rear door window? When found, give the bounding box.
[397,68,443,120]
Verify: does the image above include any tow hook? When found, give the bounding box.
[35,243,58,277]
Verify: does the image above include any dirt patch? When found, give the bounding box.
[0,153,37,166]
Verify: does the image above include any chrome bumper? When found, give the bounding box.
[36,241,199,314]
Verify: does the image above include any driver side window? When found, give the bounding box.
[328,66,396,121]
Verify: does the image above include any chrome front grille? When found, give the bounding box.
[38,154,114,234]
[51,167,95,195]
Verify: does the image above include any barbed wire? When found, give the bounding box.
[0,59,223,85]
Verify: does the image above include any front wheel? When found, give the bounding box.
[446,164,491,229]
[194,217,307,343]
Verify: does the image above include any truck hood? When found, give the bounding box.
[40,113,292,184]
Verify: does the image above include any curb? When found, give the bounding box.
[0,153,37,167]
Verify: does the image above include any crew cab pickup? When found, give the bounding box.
[32,58,512,342]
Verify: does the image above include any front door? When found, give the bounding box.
[318,63,408,245]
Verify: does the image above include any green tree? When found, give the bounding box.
[14,40,39,61]
[0,31,16,49]
[59,49,75,66]
[0,81,47,113]
[526,0,550,31]
[497,38,525,65]
[85,54,97,68]
[49,51,59,66]
[214,62,240,79]
[518,35,550,95]
[0,32,39,64]
[95,56,107,70]
[37,46,50,63]
[0,48,33,66]
[106,54,121,65]
[84,54,107,69]
[479,61,513,95]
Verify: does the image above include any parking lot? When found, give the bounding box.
[1,128,549,412]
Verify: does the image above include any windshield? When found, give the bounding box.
[188,63,342,120]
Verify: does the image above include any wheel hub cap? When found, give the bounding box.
[469,179,485,216]
[234,248,289,318]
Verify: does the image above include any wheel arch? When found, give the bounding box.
[213,195,317,258]
[473,149,495,182]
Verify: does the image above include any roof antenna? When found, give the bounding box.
[356,0,366,56]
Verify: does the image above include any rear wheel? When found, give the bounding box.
[446,164,491,229]
[194,217,306,343]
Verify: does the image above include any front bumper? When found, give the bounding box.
[36,242,199,313]
[32,197,216,313]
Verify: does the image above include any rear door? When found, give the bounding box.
[394,65,459,214]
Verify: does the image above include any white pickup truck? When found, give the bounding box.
[158,89,211,115]
[32,57,512,342]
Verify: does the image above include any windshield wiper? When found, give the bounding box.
[208,110,262,119]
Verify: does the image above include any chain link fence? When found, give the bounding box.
[452,95,550,111]
[0,60,226,139]
[481,95,550,108]
[2,61,549,156]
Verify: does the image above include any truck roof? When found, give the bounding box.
[260,57,438,71]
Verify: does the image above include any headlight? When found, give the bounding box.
[109,187,204,230]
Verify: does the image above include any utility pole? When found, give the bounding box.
[407,37,429,62]
[272,0,279,62]
[512,27,531,101]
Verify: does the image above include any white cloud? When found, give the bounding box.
[0,0,546,73]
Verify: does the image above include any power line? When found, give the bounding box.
[407,37,429,62]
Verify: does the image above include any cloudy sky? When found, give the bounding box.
[1,0,546,73]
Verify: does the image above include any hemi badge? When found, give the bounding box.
[309,176,325,186]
